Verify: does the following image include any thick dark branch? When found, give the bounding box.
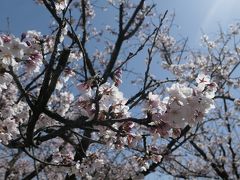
[124,5,156,40]
[122,0,145,35]
[74,130,92,161]
[102,0,145,83]
[44,48,70,103]
[81,0,87,46]
[35,126,68,144]
[37,22,65,106]
[102,33,125,83]
[26,48,70,145]
[43,108,93,129]
[119,3,124,33]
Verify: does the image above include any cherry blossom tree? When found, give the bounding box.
[0,0,239,179]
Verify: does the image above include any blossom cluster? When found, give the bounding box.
[0,80,29,144]
[76,81,130,120]
[144,74,217,136]
[0,31,44,73]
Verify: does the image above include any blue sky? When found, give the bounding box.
[157,0,240,47]
[1,0,240,46]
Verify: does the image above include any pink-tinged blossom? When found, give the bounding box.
[77,82,91,94]
[0,81,29,144]
[0,33,44,73]
[57,92,74,116]
[113,69,122,86]
[229,23,240,35]
[23,30,41,45]
[159,99,190,128]
[140,162,150,172]
[1,35,12,43]
[77,95,95,117]
[0,133,12,144]
[167,83,193,102]
[4,118,18,136]
[204,82,218,98]
[9,37,28,59]
[55,80,63,90]
[0,73,12,92]
[25,59,41,73]
[43,36,55,53]
[165,82,215,128]
[234,99,240,111]
[146,79,216,132]
[63,67,75,82]
[0,46,17,68]
[69,51,83,61]
[150,120,171,137]
[196,73,211,91]
[98,83,130,118]
[25,51,42,73]
[143,92,166,114]
[76,82,130,119]
[55,0,69,12]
